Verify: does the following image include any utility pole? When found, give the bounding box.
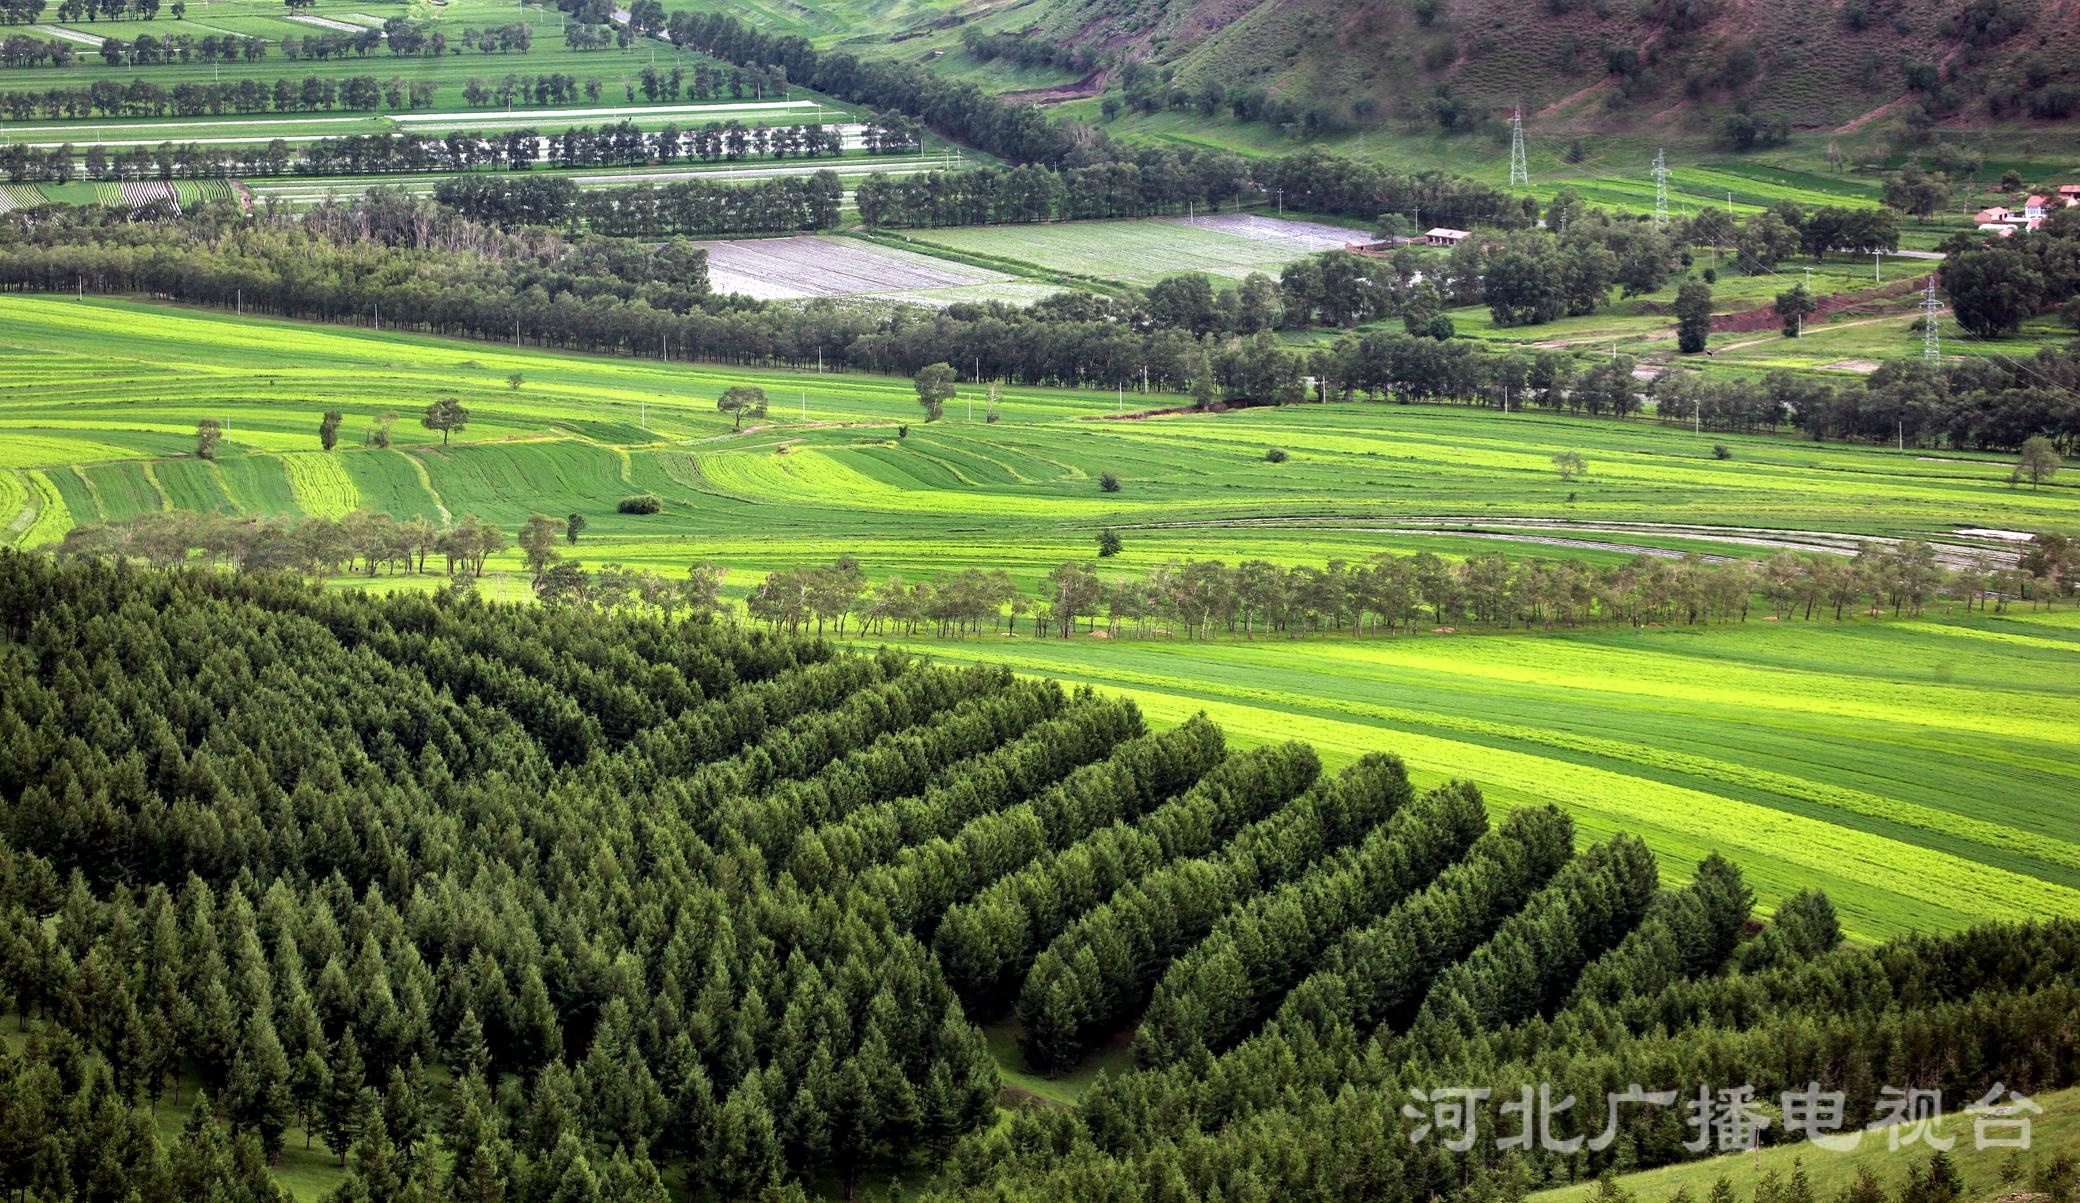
[1275,188,1283,218]
[1923,274,1941,362]
[1652,149,1670,230]
[1508,106,1528,187]
[1874,251,1881,284]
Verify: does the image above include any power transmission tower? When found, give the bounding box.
[1651,149,1670,230]
[1923,275,1941,361]
[1508,106,1528,187]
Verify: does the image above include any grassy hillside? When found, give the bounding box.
[3,295,2079,942]
[1534,1085,2080,1203]
[689,0,2080,136]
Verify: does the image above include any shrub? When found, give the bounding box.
[618,495,663,514]
[1265,447,1289,463]
[1097,529,1123,557]
[1099,471,1122,493]
[1712,444,1732,460]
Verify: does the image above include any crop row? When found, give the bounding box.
[277,449,361,517]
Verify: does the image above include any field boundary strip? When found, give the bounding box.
[18,471,70,548]
[400,451,453,523]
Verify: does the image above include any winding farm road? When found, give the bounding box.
[1131,515,2021,569]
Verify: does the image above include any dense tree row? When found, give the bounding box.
[1016,752,1405,1070]
[1,119,852,183]
[1405,833,1661,1042]
[0,74,432,122]
[933,733,1302,1011]
[1273,805,1579,1043]
[436,171,844,237]
[853,153,1523,230]
[0,33,82,67]
[777,696,1145,889]
[851,718,1249,938]
[541,119,849,167]
[1134,777,1489,1066]
[1560,852,1755,1011]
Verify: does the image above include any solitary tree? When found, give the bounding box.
[566,513,587,544]
[1675,281,1713,354]
[1774,285,1816,338]
[717,385,766,430]
[1096,529,1123,557]
[1098,471,1121,493]
[915,362,957,422]
[518,515,565,579]
[196,419,222,460]
[368,412,396,449]
[507,373,524,391]
[1191,356,1217,410]
[423,396,470,445]
[1552,451,1588,480]
[2014,436,2061,490]
[319,410,343,451]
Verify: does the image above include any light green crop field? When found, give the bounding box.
[2,293,2077,940]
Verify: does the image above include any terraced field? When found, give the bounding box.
[2,294,2077,939]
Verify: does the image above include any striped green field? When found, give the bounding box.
[1,293,2076,940]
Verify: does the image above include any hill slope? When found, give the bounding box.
[738,0,2080,140]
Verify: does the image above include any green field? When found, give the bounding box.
[2,293,2077,942]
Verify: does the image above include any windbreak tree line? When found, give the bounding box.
[5,553,2080,1202]
[55,512,2080,632]
[0,120,855,184]
[728,539,2067,639]
[2,192,2078,445]
[0,74,433,123]
[438,172,844,238]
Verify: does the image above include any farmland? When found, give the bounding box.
[3,294,2078,945]
[693,232,1056,304]
[905,213,1368,283]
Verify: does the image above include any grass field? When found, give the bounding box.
[2,294,2077,943]
[1533,1085,2080,1203]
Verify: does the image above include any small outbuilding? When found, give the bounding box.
[1424,227,1470,247]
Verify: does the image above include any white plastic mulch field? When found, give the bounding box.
[694,235,1035,304]
[1173,213,1367,250]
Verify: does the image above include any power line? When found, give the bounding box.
[1651,149,1670,230]
[1508,106,1528,188]
[1923,274,1941,362]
